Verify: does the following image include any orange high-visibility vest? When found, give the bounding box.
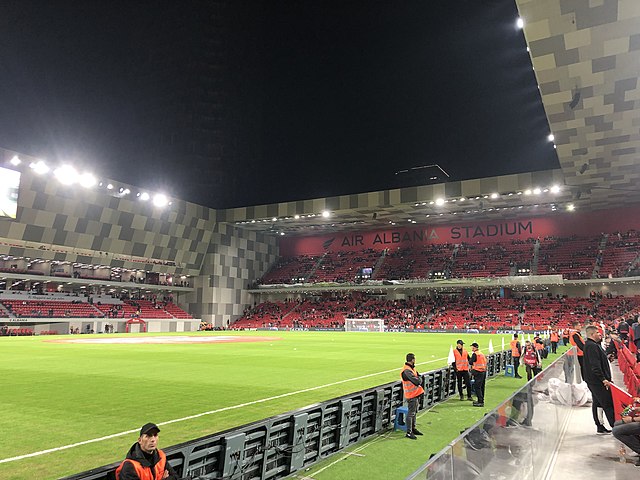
[116,450,167,480]
[453,348,470,371]
[510,339,521,357]
[534,341,544,351]
[569,329,584,356]
[401,364,425,399]
[550,332,559,342]
[473,352,487,372]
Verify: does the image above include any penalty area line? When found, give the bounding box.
[0,356,448,464]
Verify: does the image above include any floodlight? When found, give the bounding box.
[30,160,50,174]
[490,193,499,199]
[567,204,575,211]
[54,165,78,185]
[548,134,555,142]
[107,183,114,190]
[516,17,524,29]
[140,192,150,201]
[294,214,300,219]
[524,190,532,195]
[322,210,330,218]
[533,187,542,195]
[78,173,96,188]
[435,198,445,206]
[152,193,168,207]
[10,155,20,166]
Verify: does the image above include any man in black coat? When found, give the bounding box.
[583,325,615,430]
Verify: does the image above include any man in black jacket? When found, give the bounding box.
[117,423,179,480]
[583,325,615,431]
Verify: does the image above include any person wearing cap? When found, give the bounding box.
[401,353,425,440]
[116,423,178,480]
[452,340,473,401]
[469,342,487,407]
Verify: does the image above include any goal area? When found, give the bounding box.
[345,318,385,332]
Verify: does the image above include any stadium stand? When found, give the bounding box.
[259,255,321,284]
[536,235,601,279]
[310,249,381,283]
[257,233,640,285]
[1,299,103,318]
[0,293,192,320]
[232,294,640,331]
[598,230,640,278]
[374,244,455,280]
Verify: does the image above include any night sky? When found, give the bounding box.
[0,1,558,208]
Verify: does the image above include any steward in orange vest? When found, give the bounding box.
[470,342,487,407]
[116,423,178,480]
[569,323,586,379]
[401,353,425,439]
[550,331,559,354]
[452,340,473,400]
[510,334,523,379]
[569,326,585,356]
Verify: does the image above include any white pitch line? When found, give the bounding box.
[0,356,448,464]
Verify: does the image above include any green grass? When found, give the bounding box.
[0,331,556,479]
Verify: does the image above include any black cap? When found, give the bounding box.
[470,342,479,348]
[456,339,464,345]
[140,423,160,436]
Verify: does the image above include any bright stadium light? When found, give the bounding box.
[550,185,560,194]
[516,17,524,29]
[533,187,542,195]
[548,134,555,142]
[567,204,575,211]
[78,173,96,188]
[140,192,150,201]
[435,198,445,206]
[322,210,330,218]
[490,193,499,199]
[54,165,78,185]
[294,214,300,219]
[10,155,21,166]
[152,193,168,207]
[30,160,50,175]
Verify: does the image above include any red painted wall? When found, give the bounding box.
[279,206,640,256]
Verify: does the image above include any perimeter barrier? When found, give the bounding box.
[406,349,580,480]
[63,350,512,480]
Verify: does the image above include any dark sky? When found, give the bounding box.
[0,1,558,208]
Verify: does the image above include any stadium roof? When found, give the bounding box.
[220,0,640,236]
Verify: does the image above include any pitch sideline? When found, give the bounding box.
[0,356,448,465]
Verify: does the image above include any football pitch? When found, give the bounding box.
[0,331,542,480]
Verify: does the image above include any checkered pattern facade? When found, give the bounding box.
[185,223,278,325]
[517,0,640,208]
[0,149,215,277]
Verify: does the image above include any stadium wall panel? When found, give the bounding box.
[189,223,277,325]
